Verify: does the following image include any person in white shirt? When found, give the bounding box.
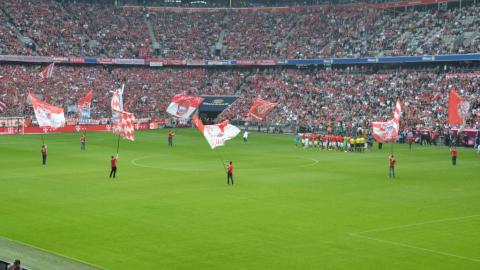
[243,131,249,143]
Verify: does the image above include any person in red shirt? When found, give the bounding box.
[110,154,118,178]
[450,147,457,166]
[389,155,396,178]
[227,161,233,185]
[309,134,316,148]
[41,144,47,165]
[168,131,175,147]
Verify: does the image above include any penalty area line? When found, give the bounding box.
[348,214,480,264]
[349,233,480,264]
[352,214,480,235]
[0,236,109,270]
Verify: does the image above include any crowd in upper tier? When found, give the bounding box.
[1,64,479,134]
[0,0,479,59]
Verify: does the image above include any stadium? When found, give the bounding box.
[0,0,479,269]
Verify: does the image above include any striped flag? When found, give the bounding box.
[39,63,54,79]
[0,98,6,112]
[78,90,93,121]
[372,99,402,143]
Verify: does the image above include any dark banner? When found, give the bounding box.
[199,96,239,112]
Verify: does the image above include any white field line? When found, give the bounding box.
[350,233,480,263]
[349,214,480,263]
[0,236,109,270]
[352,214,480,235]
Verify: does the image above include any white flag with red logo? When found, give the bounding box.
[114,110,136,141]
[29,94,65,128]
[248,98,277,120]
[39,63,54,79]
[166,94,204,119]
[372,99,402,142]
[111,85,124,133]
[193,115,240,149]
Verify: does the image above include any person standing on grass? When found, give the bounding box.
[294,133,300,147]
[80,134,86,150]
[168,130,175,147]
[389,154,396,178]
[227,161,234,185]
[41,144,47,165]
[450,147,458,166]
[243,130,249,143]
[110,154,118,178]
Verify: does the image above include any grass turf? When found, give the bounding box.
[0,129,479,270]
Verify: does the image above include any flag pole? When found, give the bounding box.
[216,151,227,173]
[116,134,121,154]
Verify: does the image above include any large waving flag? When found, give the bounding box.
[78,90,93,121]
[39,63,54,79]
[29,94,65,128]
[448,88,470,126]
[111,86,124,112]
[248,98,277,120]
[111,84,124,133]
[372,99,402,142]
[193,115,240,149]
[166,94,204,119]
[114,110,136,141]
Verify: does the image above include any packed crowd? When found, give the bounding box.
[1,64,479,134]
[120,0,333,8]
[0,64,243,120]
[0,0,479,59]
[1,0,151,58]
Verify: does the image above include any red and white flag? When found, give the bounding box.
[39,63,54,79]
[111,88,123,112]
[111,86,125,133]
[248,98,277,120]
[166,94,204,119]
[193,115,240,149]
[114,110,136,141]
[372,99,402,142]
[78,90,93,120]
[448,88,470,126]
[0,98,6,113]
[29,94,65,128]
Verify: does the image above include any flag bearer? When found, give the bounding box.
[389,155,396,178]
[41,144,47,165]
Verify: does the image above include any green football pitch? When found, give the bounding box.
[0,129,479,270]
